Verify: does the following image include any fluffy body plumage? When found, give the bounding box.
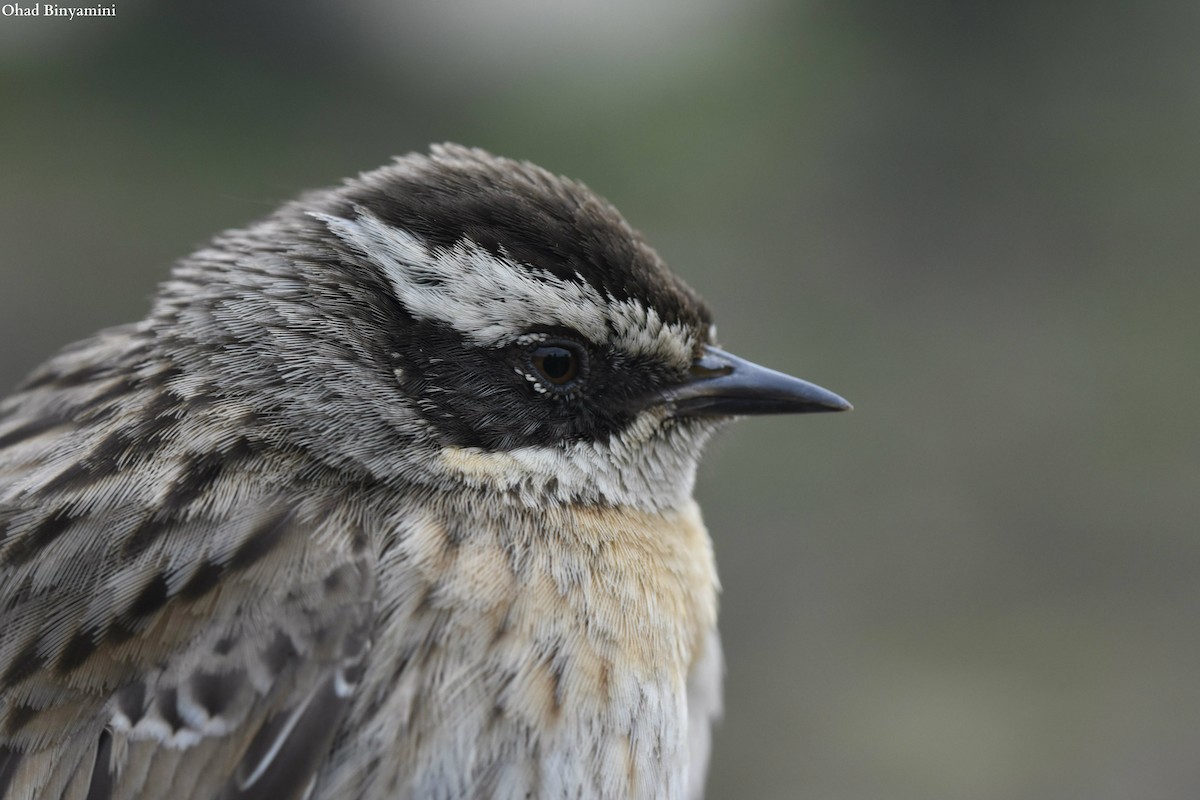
[0,145,838,799]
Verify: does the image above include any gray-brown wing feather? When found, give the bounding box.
[0,509,373,800]
[0,329,376,800]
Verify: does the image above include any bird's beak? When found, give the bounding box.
[662,345,852,417]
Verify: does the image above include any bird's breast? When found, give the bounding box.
[326,497,719,799]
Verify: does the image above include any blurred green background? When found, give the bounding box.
[2,2,1198,798]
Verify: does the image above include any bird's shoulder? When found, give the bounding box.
[0,330,378,799]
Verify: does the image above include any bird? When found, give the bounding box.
[0,144,849,800]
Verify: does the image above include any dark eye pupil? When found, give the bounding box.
[532,345,579,385]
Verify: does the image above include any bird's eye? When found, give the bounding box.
[530,343,583,388]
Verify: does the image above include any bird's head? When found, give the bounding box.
[155,145,848,511]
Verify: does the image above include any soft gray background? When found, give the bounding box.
[2,3,1198,798]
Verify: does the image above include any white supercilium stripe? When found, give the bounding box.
[313,212,696,368]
